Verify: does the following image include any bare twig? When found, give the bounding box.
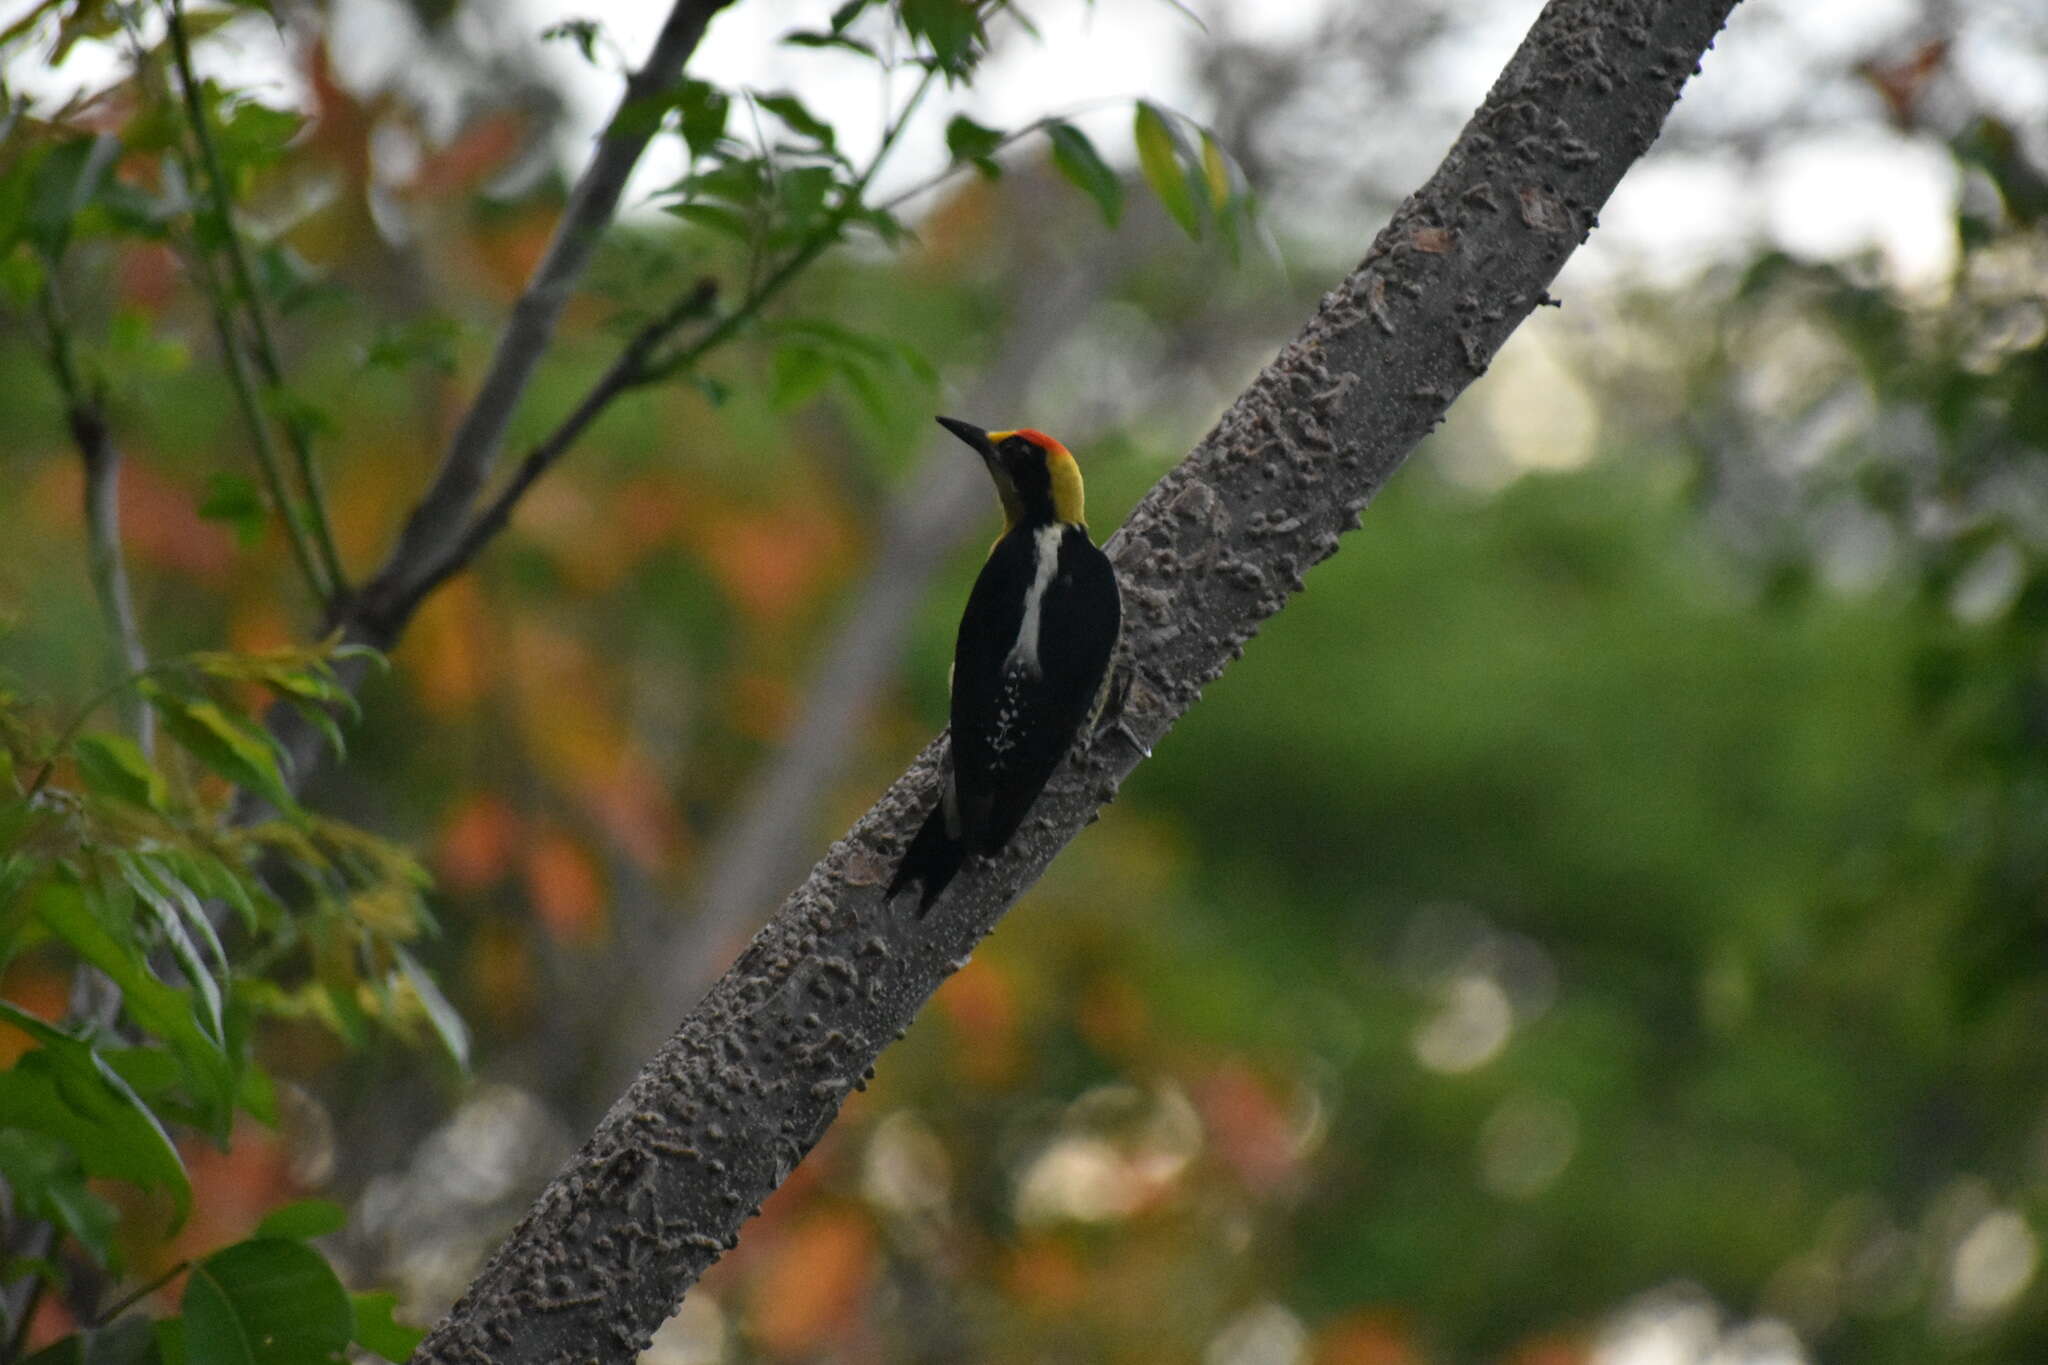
[163,0,345,604]
[34,274,151,755]
[358,0,739,629]
[414,2,1745,1360]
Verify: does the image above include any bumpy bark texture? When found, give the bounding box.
[414,1,1742,1361]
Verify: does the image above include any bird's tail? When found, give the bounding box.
[888,804,967,915]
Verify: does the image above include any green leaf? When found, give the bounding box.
[33,881,235,1123]
[117,855,226,1047]
[72,733,170,812]
[828,0,870,31]
[25,133,120,256]
[755,92,836,151]
[0,246,46,308]
[672,79,730,160]
[1134,102,1200,239]
[361,316,459,375]
[349,1293,425,1363]
[254,1198,346,1241]
[1047,123,1122,228]
[236,1054,278,1126]
[663,201,752,242]
[154,1321,186,1365]
[0,1007,190,1223]
[771,164,839,240]
[771,345,832,410]
[0,1128,119,1265]
[945,115,1004,179]
[780,29,878,58]
[141,684,300,819]
[538,18,602,63]
[899,0,982,75]
[395,945,469,1069]
[210,94,305,178]
[22,1313,157,1365]
[182,1240,352,1365]
[198,473,267,547]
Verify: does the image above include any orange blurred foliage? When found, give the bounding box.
[729,670,795,742]
[521,826,608,944]
[1503,1334,1591,1365]
[517,481,634,594]
[1004,1238,1089,1315]
[744,1207,877,1357]
[934,956,1020,1087]
[1075,975,1151,1059]
[615,473,689,552]
[573,759,686,873]
[408,110,532,198]
[1313,1310,1422,1365]
[695,497,849,626]
[0,963,68,1066]
[165,1118,299,1268]
[32,459,234,584]
[466,920,538,1035]
[436,792,522,893]
[1196,1061,1300,1195]
[402,575,489,714]
[116,242,182,315]
[509,619,619,784]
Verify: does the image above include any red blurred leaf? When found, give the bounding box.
[436,793,522,893]
[1314,1311,1421,1365]
[1195,1060,1299,1194]
[934,957,1019,1086]
[745,1208,875,1356]
[1004,1239,1087,1315]
[522,827,607,944]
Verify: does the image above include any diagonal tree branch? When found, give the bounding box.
[412,2,1745,1361]
[353,0,737,636]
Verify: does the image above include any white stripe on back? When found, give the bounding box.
[1003,523,1065,677]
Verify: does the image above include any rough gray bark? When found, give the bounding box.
[412,2,1742,1361]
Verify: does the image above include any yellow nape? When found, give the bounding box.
[1047,447,1085,526]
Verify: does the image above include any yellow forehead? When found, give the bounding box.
[987,429,1014,443]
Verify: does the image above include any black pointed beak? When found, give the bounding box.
[936,415,995,458]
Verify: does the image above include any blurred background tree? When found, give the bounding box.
[3,1,2047,1363]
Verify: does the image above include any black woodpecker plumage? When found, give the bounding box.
[889,416,1123,913]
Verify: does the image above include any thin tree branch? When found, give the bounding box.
[413,2,1745,1361]
[164,0,345,603]
[35,274,152,756]
[356,0,738,631]
[382,277,720,624]
[375,55,935,638]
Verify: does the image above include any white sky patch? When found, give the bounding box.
[1764,132,1959,286]
[1485,328,1600,473]
[1575,154,1762,287]
[0,0,2012,291]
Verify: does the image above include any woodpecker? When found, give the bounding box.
[889,416,1123,913]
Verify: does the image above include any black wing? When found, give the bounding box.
[950,524,1121,855]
